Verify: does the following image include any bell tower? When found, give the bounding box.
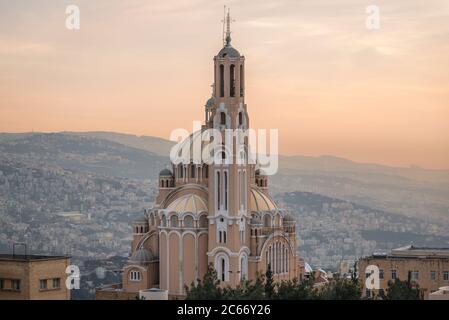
[207,8,252,287]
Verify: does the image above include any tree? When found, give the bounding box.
[264,264,274,298]
[315,278,361,300]
[380,272,423,300]
[185,263,223,299]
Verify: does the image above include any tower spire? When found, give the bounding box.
[222,6,234,47]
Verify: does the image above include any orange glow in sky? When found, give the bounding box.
[0,0,448,169]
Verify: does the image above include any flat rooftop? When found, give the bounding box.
[0,254,70,262]
[364,245,449,260]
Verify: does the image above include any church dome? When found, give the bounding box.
[133,215,147,224]
[159,168,173,176]
[165,194,208,214]
[250,187,277,212]
[130,248,153,264]
[217,45,241,58]
[205,96,215,108]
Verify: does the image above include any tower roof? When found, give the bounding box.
[217,7,241,58]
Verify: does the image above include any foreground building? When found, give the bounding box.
[96,11,302,300]
[358,245,449,299]
[0,253,71,300]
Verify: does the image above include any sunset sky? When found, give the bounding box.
[0,0,448,169]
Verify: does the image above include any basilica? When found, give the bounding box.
[96,11,303,300]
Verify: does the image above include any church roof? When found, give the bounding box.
[217,45,241,58]
[130,248,153,264]
[159,168,173,176]
[165,194,208,214]
[250,187,277,212]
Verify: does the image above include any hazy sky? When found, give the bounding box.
[0,0,448,169]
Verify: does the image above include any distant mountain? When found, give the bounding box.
[1,131,448,222]
[62,131,174,157]
[277,191,449,268]
[0,133,168,179]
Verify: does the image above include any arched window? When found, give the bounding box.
[170,215,178,228]
[216,171,221,210]
[240,254,248,280]
[240,64,244,97]
[184,215,194,228]
[238,112,243,126]
[219,65,224,97]
[203,165,209,179]
[129,270,141,281]
[230,64,235,97]
[199,215,208,228]
[190,165,195,178]
[224,171,228,211]
[161,215,167,227]
[220,112,226,125]
[264,215,271,227]
[223,231,227,243]
[221,258,226,281]
[218,231,222,243]
[215,255,229,282]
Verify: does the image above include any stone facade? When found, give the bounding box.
[358,245,449,299]
[0,254,71,300]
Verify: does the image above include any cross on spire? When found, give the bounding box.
[221,6,235,46]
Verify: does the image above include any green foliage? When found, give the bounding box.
[185,264,223,300]
[264,264,274,298]
[315,278,362,300]
[185,264,362,300]
[379,272,423,300]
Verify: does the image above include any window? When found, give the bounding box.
[184,215,194,228]
[53,278,61,289]
[379,269,384,279]
[39,279,47,290]
[224,171,228,211]
[216,171,221,210]
[240,64,244,97]
[219,65,224,97]
[130,271,141,281]
[221,258,226,281]
[430,271,436,281]
[223,231,227,244]
[12,279,20,291]
[220,112,226,126]
[230,64,236,97]
[190,165,195,178]
[444,271,449,281]
[199,215,208,228]
[170,215,178,228]
[238,112,243,126]
[0,279,4,290]
[413,271,419,280]
[391,270,397,280]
